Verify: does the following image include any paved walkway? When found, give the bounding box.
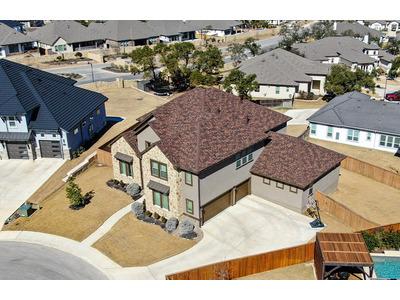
[285,109,319,125]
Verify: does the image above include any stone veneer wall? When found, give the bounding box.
[142,145,183,220]
[111,137,142,187]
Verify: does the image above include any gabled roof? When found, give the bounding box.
[0,59,107,131]
[27,20,102,45]
[239,48,330,86]
[250,132,345,189]
[0,20,23,29]
[0,23,34,46]
[335,21,383,39]
[130,87,290,174]
[293,36,379,65]
[308,91,400,136]
[379,50,396,63]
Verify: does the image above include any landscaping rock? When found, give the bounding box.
[125,183,141,199]
[180,231,198,240]
[165,217,179,233]
[179,219,195,235]
[131,201,145,218]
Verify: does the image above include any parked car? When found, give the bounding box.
[385,91,400,102]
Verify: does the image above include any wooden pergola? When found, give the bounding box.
[314,232,374,280]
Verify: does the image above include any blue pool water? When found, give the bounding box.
[373,256,400,279]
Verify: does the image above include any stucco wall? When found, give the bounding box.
[250,84,296,100]
[0,115,28,133]
[181,172,200,221]
[136,126,160,152]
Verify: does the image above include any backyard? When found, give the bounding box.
[3,165,132,241]
[93,213,197,267]
[237,262,316,280]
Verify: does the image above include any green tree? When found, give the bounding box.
[279,23,310,50]
[325,64,376,95]
[243,37,261,57]
[389,56,400,78]
[227,43,246,66]
[130,45,158,81]
[385,39,400,55]
[223,69,259,100]
[66,176,85,207]
[310,21,334,40]
[191,45,224,86]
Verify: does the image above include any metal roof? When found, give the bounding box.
[308,91,400,136]
[0,130,32,141]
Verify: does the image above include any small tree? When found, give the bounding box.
[130,45,158,81]
[223,69,259,100]
[243,37,261,57]
[190,45,224,86]
[66,176,85,208]
[227,43,246,67]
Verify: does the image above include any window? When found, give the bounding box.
[347,129,359,142]
[395,137,400,148]
[62,139,66,146]
[52,134,57,138]
[96,109,101,115]
[55,44,66,52]
[286,87,290,92]
[152,191,169,210]
[275,86,280,94]
[242,155,248,165]
[236,160,241,169]
[41,133,45,137]
[185,172,193,186]
[145,141,151,149]
[310,124,316,135]
[73,128,79,135]
[150,160,168,180]
[387,136,394,148]
[380,135,400,148]
[186,199,194,214]
[8,116,16,127]
[312,80,321,90]
[254,85,260,92]
[366,132,372,141]
[327,126,333,138]
[119,160,133,177]
[276,182,284,189]
[335,132,340,140]
[289,186,298,194]
[263,178,270,185]
[380,135,386,146]
[235,149,254,169]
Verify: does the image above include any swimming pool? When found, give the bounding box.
[373,256,400,279]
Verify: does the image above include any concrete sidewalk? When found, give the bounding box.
[285,109,319,125]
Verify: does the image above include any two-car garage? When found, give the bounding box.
[202,179,250,223]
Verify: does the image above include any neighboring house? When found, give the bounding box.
[250,132,345,213]
[364,20,400,37]
[194,20,241,38]
[239,48,330,107]
[378,50,396,70]
[110,87,343,226]
[27,20,104,55]
[293,36,381,73]
[308,91,400,154]
[0,20,24,32]
[334,21,384,44]
[0,23,36,58]
[0,59,107,160]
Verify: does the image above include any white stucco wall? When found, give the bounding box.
[309,123,400,153]
[310,75,326,95]
[0,115,28,132]
[136,126,160,152]
[250,84,296,99]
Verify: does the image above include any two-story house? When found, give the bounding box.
[110,87,344,226]
[0,59,107,160]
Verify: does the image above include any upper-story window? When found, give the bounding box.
[184,171,193,186]
[236,148,254,169]
[8,117,16,128]
[151,160,168,180]
[145,141,152,149]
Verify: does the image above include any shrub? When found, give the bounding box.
[362,231,381,252]
[160,216,167,223]
[145,210,152,217]
[153,212,160,220]
[66,176,85,208]
[75,52,83,59]
[381,231,400,250]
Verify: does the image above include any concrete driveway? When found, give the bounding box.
[285,109,319,125]
[0,159,64,224]
[0,241,107,279]
[112,195,319,279]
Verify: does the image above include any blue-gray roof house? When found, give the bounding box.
[0,59,107,159]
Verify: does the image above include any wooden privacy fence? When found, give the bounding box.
[166,242,315,280]
[361,222,400,234]
[316,191,378,231]
[341,156,400,189]
[96,148,113,167]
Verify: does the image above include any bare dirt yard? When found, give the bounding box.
[4,165,132,241]
[93,213,197,267]
[237,262,316,280]
[286,125,308,137]
[328,169,400,226]
[308,138,400,174]
[27,86,167,206]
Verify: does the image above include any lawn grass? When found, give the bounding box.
[3,165,132,241]
[93,213,197,267]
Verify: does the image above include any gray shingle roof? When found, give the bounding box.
[0,23,34,46]
[308,91,400,136]
[379,50,396,63]
[293,36,379,65]
[27,21,102,45]
[0,59,107,132]
[239,48,330,86]
[335,21,383,39]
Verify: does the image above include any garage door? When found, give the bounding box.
[39,140,62,158]
[6,142,29,159]
[235,179,250,202]
[202,191,232,223]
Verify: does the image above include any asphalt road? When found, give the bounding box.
[0,241,107,279]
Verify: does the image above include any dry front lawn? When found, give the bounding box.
[93,213,197,267]
[4,165,132,241]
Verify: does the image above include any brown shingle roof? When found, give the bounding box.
[139,87,291,174]
[122,131,140,156]
[250,132,345,189]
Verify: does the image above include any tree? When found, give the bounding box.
[227,43,246,66]
[325,64,376,95]
[191,45,224,86]
[130,45,158,81]
[385,39,400,55]
[310,21,335,40]
[243,37,261,57]
[223,69,259,100]
[389,56,400,78]
[279,22,310,50]
[66,176,85,208]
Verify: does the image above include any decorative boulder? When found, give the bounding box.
[131,201,144,218]
[125,183,141,199]
[165,217,179,233]
[179,219,195,235]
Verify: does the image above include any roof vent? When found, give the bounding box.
[246,116,250,124]
[217,107,221,113]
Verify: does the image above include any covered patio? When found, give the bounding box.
[314,232,374,280]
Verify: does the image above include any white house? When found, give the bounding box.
[308,91,400,154]
[0,23,36,58]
